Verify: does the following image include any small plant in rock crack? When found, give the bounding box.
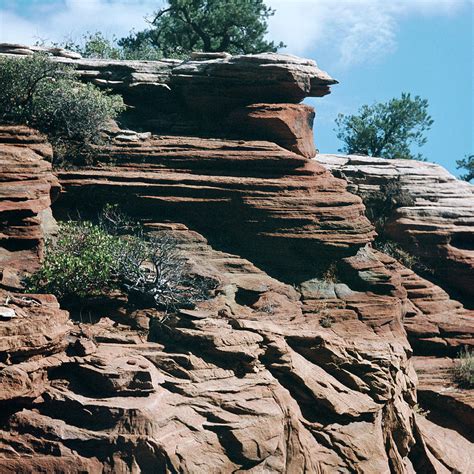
[319,314,335,328]
[321,263,339,284]
[453,346,474,389]
[413,404,430,417]
[258,303,275,314]
[364,177,415,236]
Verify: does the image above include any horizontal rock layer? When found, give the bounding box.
[0,126,60,290]
[55,134,374,281]
[318,154,474,306]
[0,43,336,141]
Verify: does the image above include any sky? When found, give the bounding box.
[0,0,472,176]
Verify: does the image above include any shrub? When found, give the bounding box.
[0,53,125,166]
[373,240,418,270]
[319,314,335,328]
[26,210,216,311]
[365,177,414,236]
[454,347,474,388]
[49,32,163,61]
[25,221,126,300]
[121,234,216,310]
[98,203,143,236]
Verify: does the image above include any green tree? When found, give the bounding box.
[456,154,473,182]
[52,32,163,60]
[119,0,285,57]
[335,93,434,160]
[0,53,124,165]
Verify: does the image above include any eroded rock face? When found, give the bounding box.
[0,126,61,289]
[0,291,71,401]
[227,103,316,158]
[0,43,336,143]
[1,45,472,472]
[0,226,418,473]
[55,134,374,282]
[0,226,471,472]
[318,154,474,306]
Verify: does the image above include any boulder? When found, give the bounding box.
[227,103,316,158]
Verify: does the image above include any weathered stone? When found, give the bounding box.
[0,226,422,473]
[319,154,474,305]
[0,125,60,289]
[227,103,316,157]
[55,134,374,282]
[0,43,337,142]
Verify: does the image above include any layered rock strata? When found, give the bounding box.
[2,224,467,473]
[0,43,336,144]
[0,126,60,290]
[318,154,474,306]
[55,134,374,281]
[0,44,472,472]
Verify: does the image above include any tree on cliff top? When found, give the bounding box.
[456,154,473,182]
[0,54,124,166]
[119,0,285,57]
[335,93,433,160]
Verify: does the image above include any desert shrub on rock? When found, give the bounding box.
[26,208,216,310]
[25,221,125,300]
[51,32,163,60]
[373,240,418,270]
[364,177,414,235]
[454,347,474,388]
[0,53,125,165]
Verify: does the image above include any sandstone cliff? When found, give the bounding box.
[318,154,474,307]
[0,44,472,472]
[0,126,60,290]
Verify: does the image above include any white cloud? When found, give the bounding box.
[0,0,164,45]
[268,0,470,67]
[0,0,469,66]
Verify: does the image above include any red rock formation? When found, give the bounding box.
[0,226,419,473]
[318,154,474,306]
[55,134,374,281]
[0,126,60,289]
[414,356,473,439]
[227,103,316,158]
[0,44,337,140]
[0,45,472,471]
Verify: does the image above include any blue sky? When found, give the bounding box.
[0,0,472,176]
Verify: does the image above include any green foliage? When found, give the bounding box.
[454,347,474,388]
[119,0,285,57]
[53,32,163,61]
[26,209,216,310]
[25,221,126,300]
[335,93,434,160]
[364,177,415,235]
[0,53,125,165]
[456,154,473,182]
